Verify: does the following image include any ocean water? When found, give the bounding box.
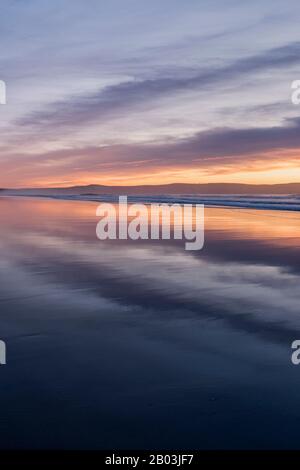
[5,192,300,211]
[0,196,300,449]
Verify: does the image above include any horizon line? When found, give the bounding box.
[3,181,300,190]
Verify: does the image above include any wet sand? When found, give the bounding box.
[0,197,300,449]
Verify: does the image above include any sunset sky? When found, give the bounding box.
[1,0,300,188]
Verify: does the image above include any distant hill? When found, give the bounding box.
[3,182,300,195]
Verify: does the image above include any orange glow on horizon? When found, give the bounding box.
[4,149,300,189]
[23,164,300,189]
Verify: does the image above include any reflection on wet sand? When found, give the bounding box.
[1,197,300,449]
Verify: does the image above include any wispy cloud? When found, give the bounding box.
[1,0,300,186]
[15,41,300,136]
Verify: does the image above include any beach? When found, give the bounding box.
[0,196,300,449]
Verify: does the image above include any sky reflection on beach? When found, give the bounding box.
[1,197,300,449]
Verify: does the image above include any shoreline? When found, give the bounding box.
[2,193,300,213]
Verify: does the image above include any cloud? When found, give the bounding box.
[14,41,300,137]
[2,1,300,186]
[3,115,300,187]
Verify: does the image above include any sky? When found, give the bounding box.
[1,0,300,188]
